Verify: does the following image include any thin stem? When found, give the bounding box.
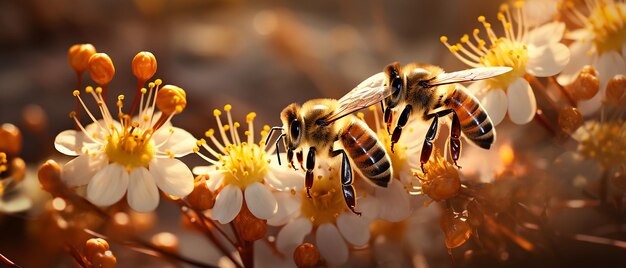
[74,71,83,129]
[181,200,238,248]
[65,242,88,268]
[129,79,146,117]
[549,76,577,107]
[534,109,558,136]
[0,253,21,268]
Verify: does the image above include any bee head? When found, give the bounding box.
[383,62,404,109]
[280,103,303,150]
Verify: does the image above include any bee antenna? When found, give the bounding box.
[264,126,284,149]
[275,133,286,165]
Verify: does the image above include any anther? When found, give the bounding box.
[224,104,232,111]
[214,109,222,117]
[440,36,448,43]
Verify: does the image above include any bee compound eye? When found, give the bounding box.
[290,120,301,142]
[391,76,402,95]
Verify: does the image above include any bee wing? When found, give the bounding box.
[321,72,392,125]
[426,66,512,87]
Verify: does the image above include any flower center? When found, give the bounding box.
[105,127,155,170]
[588,1,626,55]
[220,143,269,188]
[577,121,626,168]
[300,169,346,226]
[481,39,528,89]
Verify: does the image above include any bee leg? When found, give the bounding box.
[449,111,462,169]
[274,133,286,165]
[330,148,361,216]
[296,151,305,170]
[390,105,412,153]
[420,114,439,173]
[287,148,297,170]
[384,106,393,134]
[305,147,316,198]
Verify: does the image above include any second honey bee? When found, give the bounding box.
[380,63,511,170]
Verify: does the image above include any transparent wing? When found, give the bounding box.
[426,66,512,87]
[322,72,392,125]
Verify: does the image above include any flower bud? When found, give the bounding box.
[0,123,22,156]
[37,160,65,196]
[151,232,179,253]
[419,150,461,201]
[84,238,110,262]
[293,243,320,268]
[234,202,267,241]
[186,175,215,211]
[156,85,187,115]
[568,65,599,100]
[132,51,157,82]
[91,251,117,268]
[440,209,471,249]
[68,44,97,72]
[605,74,626,106]
[8,157,26,182]
[558,107,583,133]
[88,53,115,86]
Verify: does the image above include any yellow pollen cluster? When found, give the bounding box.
[441,2,529,90]
[0,152,7,173]
[414,150,461,202]
[577,121,626,169]
[300,168,345,226]
[587,1,626,54]
[104,124,155,170]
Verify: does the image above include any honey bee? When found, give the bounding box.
[265,72,395,215]
[380,63,511,171]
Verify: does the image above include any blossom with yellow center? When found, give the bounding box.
[441,1,570,125]
[558,0,626,115]
[572,120,626,169]
[54,49,196,212]
[192,105,301,224]
[269,159,378,266]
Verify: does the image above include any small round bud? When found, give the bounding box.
[8,157,26,182]
[132,51,157,82]
[440,209,471,249]
[88,53,115,86]
[37,160,65,196]
[84,238,110,262]
[558,107,583,133]
[568,65,599,100]
[91,251,117,268]
[186,175,215,211]
[0,123,22,156]
[68,44,96,72]
[234,202,267,241]
[293,243,320,268]
[605,74,626,106]
[151,232,179,253]
[156,85,187,115]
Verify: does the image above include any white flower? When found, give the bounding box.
[557,0,626,115]
[270,160,378,266]
[54,81,196,212]
[441,2,570,125]
[192,105,301,224]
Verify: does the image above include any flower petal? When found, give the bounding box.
[127,167,160,212]
[466,81,488,95]
[507,78,537,125]
[526,22,565,47]
[149,158,194,197]
[244,182,278,220]
[557,40,594,86]
[153,127,197,157]
[375,181,411,222]
[62,153,108,187]
[276,217,312,255]
[87,164,129,207]
[212,185,243,224]
[358,195,380,222]
[336,212,370,246]
[266,155,304,191]
[316,223,349,265]
[54,130,84,156]
[526,43,570,77]
[479,89,507,126]
[268,192,301,226]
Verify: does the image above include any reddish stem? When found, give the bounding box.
[0,253,21,268]
[550,76,577,107]
[129,79,146,117]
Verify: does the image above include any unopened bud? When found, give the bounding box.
[558,107,583,133]
[605,74,626,106]
[0,123,22,156]
[91,251,117,268]
[568,65,599,100]
[132,51,157,82]
[151,232,179,253]
[68,44,97,72]
[186,175,215,210]
[84,238,110,263]
[234,202,267,241]
[8,157,26,182]
[156,85,187,115]
[88,53,115,86]
[37,160,65,196]
[293,243,320,268]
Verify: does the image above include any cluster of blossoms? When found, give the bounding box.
[33,1,625,266]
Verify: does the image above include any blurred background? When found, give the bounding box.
[1,0,624,267]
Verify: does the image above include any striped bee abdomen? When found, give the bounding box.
[447,88,495,149]
[340,121,391,187]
